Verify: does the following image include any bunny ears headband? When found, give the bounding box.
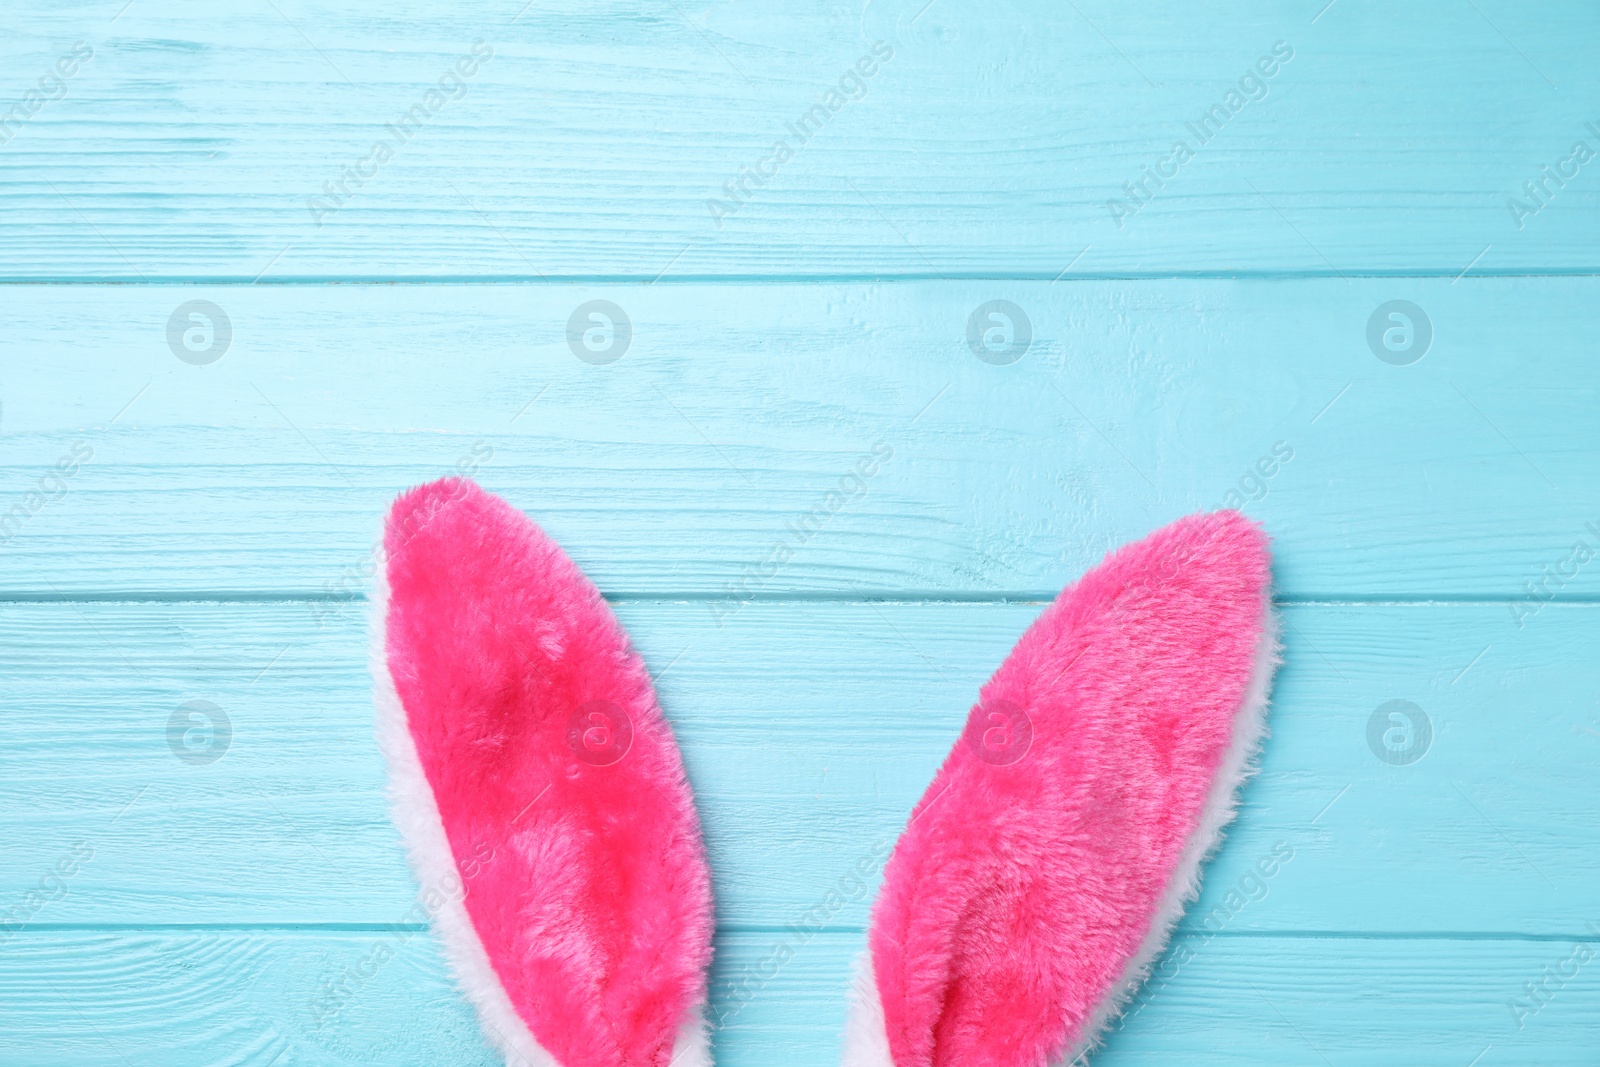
[372,478,1279,1067]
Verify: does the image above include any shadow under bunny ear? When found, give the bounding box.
[373,477,714,1067]
[844,510,1279,1067]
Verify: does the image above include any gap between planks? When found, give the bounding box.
[7,924,1598,943]
[0,593,1593,606]
[1,270,1599,285]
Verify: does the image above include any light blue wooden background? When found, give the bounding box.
[2,0,1597,1064]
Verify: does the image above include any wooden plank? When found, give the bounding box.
[0,929,1592,1065]
[1,599,1593,933]
[1,1,1596,278]
[2,279,1596,596]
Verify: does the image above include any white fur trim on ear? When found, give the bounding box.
[840,950,895,1067]
[371,561,560,1067]
[670,1004,712,1067]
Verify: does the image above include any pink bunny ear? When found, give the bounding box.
[844,510,1279,1067]
[372,478,714,1067]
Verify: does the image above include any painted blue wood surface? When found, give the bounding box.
[2,0,1597,1064]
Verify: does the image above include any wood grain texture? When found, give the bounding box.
[1,599,1593,933]
[0,929,1593,1066]
[4,0,1596,1060]
[0,0,1596,278]
[2,279,1595,596]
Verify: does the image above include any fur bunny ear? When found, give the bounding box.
[844,510,1279,1067]
[372,478,714,1067]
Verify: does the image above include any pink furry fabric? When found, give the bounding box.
[378,478,713,1067]
[857,510,1275,1067]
